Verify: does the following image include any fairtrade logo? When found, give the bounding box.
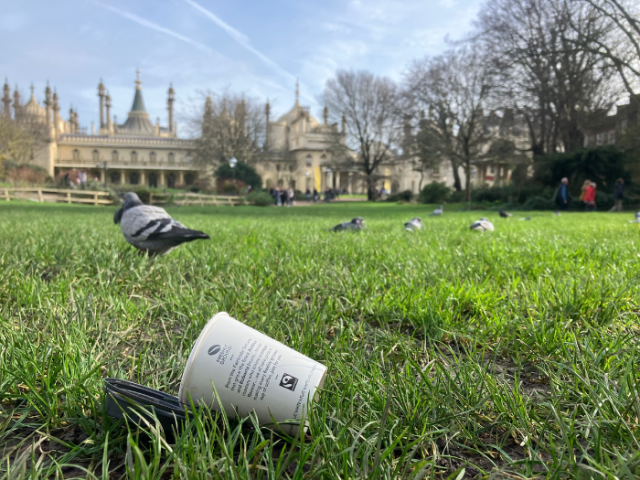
[279,373,298,391]
[208,344,221,356]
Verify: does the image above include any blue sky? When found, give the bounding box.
[0,0,483,136]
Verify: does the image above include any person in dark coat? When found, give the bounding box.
[555,177,570,214]
[610,178,624,212]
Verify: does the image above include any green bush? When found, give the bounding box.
[246,190,274,206]
[386,190,413,202]
[521,196,555,210]
[215,161,262,189]
[221,183,240,195]
[419,182,451,204]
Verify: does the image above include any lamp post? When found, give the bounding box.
[229,157,238,185]
[96,161,108,187]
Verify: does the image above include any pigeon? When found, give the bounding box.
[470,218,494,231]
[430,205,443,216]
[628,212,640,223]
[404,217,423,231]
[518,217,532,221]
[113,192,210,256]
[499,210,512,218]
[331,217,365,232]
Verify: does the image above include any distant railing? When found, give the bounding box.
[0,187,113,205]
[149,192,245,207]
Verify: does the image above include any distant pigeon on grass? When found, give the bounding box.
[518,217,532,221]
[430,205,443,216]
[628,212,640,223]
[114,192,210,256]
[499,210,512,218]
[331,217,365,232]
[404,217,423,231]
[470,218,494,231]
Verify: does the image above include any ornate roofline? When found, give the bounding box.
[58,134,194,148]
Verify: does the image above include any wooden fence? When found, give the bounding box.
[0,187,113,205]
[149,192,245,206]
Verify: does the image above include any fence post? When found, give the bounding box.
[94,193,98,206]
[3,189,8,201]
[38,188,43,203]
[150,193,154,204]
[67,191,71,204]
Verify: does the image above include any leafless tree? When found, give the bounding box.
[478,0,619,155]
[405,45,498,201]
[322,70,402,200]
[409,111,448,191]
[575,0,640,98]
[186,91,266,173]
[0,117,45,175]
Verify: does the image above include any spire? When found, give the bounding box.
[30,83,35,99]
[341,113,346,134]
[135,69,141,90]
[2,78,11,118]
[295,79,300,106]
[323,105,328,125]
[167,83,175,134]
[98,78,106,128]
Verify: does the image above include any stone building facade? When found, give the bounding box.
[2,72,197,188]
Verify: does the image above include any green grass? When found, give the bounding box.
[1,202,639,479]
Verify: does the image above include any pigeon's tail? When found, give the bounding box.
[181,229,210,241]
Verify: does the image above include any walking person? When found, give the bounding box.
[610,178,624,212]
[579,179,590,205]
[287,188,294,207]
[555,177,570,214]
[313,189,319,202]
[276,188,283,207]
[305,188,311,201]
[584,181,596,212]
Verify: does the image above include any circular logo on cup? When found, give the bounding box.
[208,344,221,356]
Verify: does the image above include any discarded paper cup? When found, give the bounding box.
[178,312,328,435]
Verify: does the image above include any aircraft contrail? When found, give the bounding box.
[181,0,298,87]
[93,1,217,56]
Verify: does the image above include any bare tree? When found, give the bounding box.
[410,111,448,191]
[0,117,41,172]
[478,0,619,155]
[187,91,266,173]
[576,0,640,98]
[322,70,402,200]
[405,45,498,201]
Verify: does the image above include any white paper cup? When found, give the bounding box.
[178,312,328,435]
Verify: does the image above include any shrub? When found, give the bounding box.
[386,190,413,202]
[449,189,466,203]
[215,161,262,189]
[521,196,555,210]
[246,190,274,206]
[221,183,240,195]
[419,182,451,204]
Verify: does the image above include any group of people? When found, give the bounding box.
[555,177,625,213]
[269,187,295,207]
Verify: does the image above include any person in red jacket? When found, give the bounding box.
[584,181,596,211]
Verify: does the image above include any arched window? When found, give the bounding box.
[149,151,156,164]
[184,173,194,186]
[148,172,158,188]
[168,152,175,164]
[110,172,120,185]
[129,172,140,185]
[112,150,119,162]
[131,151,138,162]
[276,164,281,172]
[305,155,312,167]
[92,150,99,161]
[167,173,176,188]
[72,149,80,161]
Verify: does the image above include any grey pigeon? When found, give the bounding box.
[470,218,494,231]
[499,210,512,218]
[114,192,210,256]
[430,205,443,216]
[331,217,365,232]
[518,217,532,221]
[628,212,640,223]
[404,217,423,231]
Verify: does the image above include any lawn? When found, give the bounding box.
[0,202,639,479]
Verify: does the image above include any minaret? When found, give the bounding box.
[155,116,160,136]
[13,86,21,119]
[2,79,10,118]
[98,79,106,129]
[295,79,300,106]
[52,89,60,137]
[204,95,213,116]
[167,83,175,134]
[323,106,328,125]
[341,113,346,134]
[105,91,113,135]
[264,99,270,151]
[44,83,52,128]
